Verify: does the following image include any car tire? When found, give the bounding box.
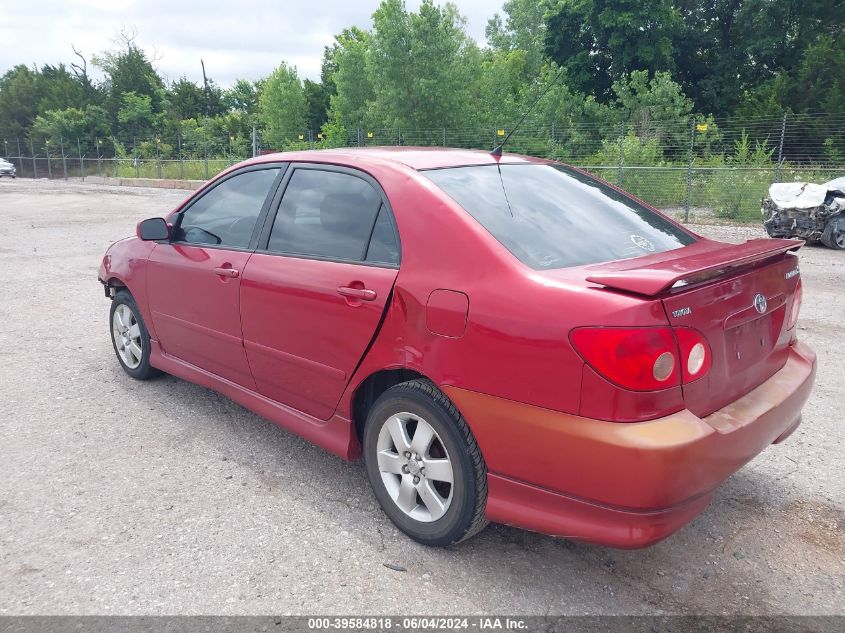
[109,290,161,380]
[363,379,488,546]
[821,217,845,250]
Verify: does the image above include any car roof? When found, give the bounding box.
[243,146,551,171]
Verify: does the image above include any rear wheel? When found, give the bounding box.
[363,380,488,546]
[109,290,160,380]
[821,217,845,250]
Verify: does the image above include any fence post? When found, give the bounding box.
[77,138,84,180]
[551,122,556,144]
[251,127,257,158]
[443,127,447,147]
[204,139,209,179]
[16,138,23,175]
[775,113,787,182]
[616,123,625,186]
[397,127,401,146]
[156,138,162,178]
[46,141,52,178]
[684,118,696,223]
[31,138,37,178]
[178,135,184,180]
[133,136,140,178]
[112,136,118,177]
[96,139,102,176]
[60,136,68,179]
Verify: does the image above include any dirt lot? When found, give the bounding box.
[0,178,843,615]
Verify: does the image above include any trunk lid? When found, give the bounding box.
[586,238,803,417]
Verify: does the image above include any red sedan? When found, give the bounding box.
[98,148,816,548]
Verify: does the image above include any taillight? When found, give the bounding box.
[570,327,680,391]
[674,327,712,383]
[787,279,802,330]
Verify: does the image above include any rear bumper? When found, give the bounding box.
[444,341,816,548]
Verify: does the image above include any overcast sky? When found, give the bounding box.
[0,0,504,86]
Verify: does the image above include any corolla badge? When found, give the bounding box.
[754,293,768,314]
[630,234,655,251]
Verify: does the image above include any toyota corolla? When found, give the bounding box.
[98,148,816,548]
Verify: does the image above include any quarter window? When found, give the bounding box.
[174,168,281,248]
[365,206,400,265]
[268,169,386,262]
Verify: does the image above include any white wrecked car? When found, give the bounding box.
[762,177,845,249]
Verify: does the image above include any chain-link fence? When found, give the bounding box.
[3,112,844,222]
[0,134,248,182]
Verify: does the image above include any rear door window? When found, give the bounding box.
[267,168,391,263]
[424,164,695,269]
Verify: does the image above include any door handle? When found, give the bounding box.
[337,286,377,301]
[213,266,239,278]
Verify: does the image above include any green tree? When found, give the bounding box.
[368,0,479,131]
[169,78,204,120]
[543,0,845,115]
[0,65,43,137]
[83,104,112,139]
[36,64,92,113]
[259,62,307,146]
[93,31,166,125]
[31,104,111,144]
[117,91,157,137]
[224,79,263,118]
[611,70,692,142]
[326,27,374,133]
[304,79,330,131]
[739,33,845,118]
[545,0,679,102]
[485,0,549,80]
[32,108,86,144]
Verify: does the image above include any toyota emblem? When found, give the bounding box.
[754,293,767,314]
[630,234,655,251]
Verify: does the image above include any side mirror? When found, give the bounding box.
[137,217,170,241]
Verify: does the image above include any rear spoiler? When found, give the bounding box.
[585,238,803,296]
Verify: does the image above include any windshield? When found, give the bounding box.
[424,164,696,269]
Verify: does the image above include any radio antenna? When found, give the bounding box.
[491,66,566,157]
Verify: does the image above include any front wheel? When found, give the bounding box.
[109,290,160,380]
[363,380,488,546]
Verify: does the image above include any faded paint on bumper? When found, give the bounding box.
[444,341,817,548]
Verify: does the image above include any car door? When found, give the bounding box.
[146,165,285,389]
[240,164,401,420]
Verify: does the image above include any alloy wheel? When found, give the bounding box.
[376,412,454,522]
[112,303,143,369]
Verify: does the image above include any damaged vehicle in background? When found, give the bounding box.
[762,177,845,249]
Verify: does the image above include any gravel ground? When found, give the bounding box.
[0,178,843,616]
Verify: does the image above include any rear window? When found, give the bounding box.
[424,164,695,269]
